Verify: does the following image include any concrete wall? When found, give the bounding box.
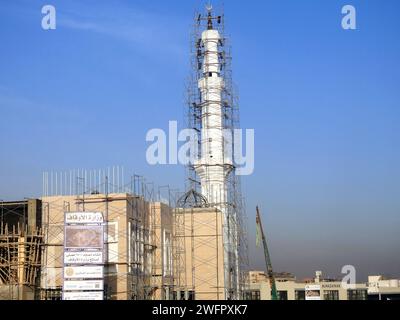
[0,285,35,300]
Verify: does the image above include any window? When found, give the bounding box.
[173,291,187,300]
[295,290,306,301]
[163,230,172,277]
[104,284,110,300]
[178,291,186,300]
[347,290,367,300]
[106,221,118,263]
[244,290,260,300]
[278,291,288,300]
[188,291,195,300]
[42,288,62,300]
[323,290,339,300]
[144,230,151,274]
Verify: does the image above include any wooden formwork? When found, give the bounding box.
[0,223,43,295]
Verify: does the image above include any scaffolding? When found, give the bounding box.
[173,193,188,298]
[182,5,249,300]
[41,168,179,300]
[0,223,43,300]
[0,5,249,301]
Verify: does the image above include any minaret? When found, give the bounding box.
[194,5,232,207]
[193,5,237,299]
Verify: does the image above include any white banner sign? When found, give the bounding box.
[65,212,104,224]
[305,285,321,301]
[63,280,104,291]
[63,291,104,301]
[64,251,103,264]
[64,266,103,279]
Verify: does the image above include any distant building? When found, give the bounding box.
[367,275,400,300]
[246,271,400,300]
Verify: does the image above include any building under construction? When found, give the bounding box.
[0,200,43,300]
[0,5,248,301]
[176,5,249,300]
[40,169,178,300]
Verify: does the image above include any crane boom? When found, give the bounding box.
[256,206,278,300]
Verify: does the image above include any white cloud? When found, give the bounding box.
[57,2,186,57]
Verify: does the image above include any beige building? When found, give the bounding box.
[40,192,236,301]
[367,275,400,300]
[247,270,368,300]
[151,202,174,300]
[247,270,400,300]
[40,193,173,300]
[173,207,225,300]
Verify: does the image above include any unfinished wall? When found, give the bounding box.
[41,194,154,300]
[0,285,35,300]
[174,207,225,300]
[150,202,174,300]
[0,200,42,233]
[0,224,42,300]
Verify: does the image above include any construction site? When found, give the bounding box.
[0,6,250,300]
[2,1,400,305]
[0,200,42,300]
[0,168,247,300]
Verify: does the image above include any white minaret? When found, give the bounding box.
[194,5,236,299]
[194,6,232,206]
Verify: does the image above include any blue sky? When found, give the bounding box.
[0,0,399,281]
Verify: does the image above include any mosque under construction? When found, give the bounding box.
[0,5,249,301]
